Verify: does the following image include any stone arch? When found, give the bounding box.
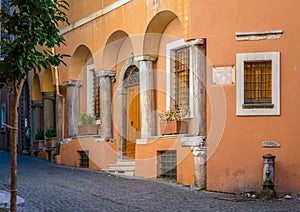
[102,30,133,70]
[143,10,182,57]
[69,45,94,79]
[32,74,42,100]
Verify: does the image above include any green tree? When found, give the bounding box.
[0,0,69,211]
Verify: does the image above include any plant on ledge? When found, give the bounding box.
[78,113,99,136]
[35,129,44,141]
[45,127,56,138]
[34,129,44,150]
[45,127,57,148]
[159,104,190,135]
[80,113,95,125]
[159,104,190,122]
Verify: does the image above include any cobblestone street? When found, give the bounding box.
[0,150,299,211]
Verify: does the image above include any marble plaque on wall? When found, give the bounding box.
[212,66,235,85]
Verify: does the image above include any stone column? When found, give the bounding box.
[188,39,207,189]
[43,92,55,130]
[136,55,156,138]
[189,39,206,136]
[32,100,43,140]
[55,93,63,141]
[63,80,82,137]
[96,70,116,140]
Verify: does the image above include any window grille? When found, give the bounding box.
[95,77,101,119]
[174,47,189,107]
[78,151,89,168]
[86,67,96,116]
[124,65,139,87]
[244,61,272,106]
[158,150,177,181]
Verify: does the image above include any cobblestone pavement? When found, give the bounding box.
[0,150,300,212]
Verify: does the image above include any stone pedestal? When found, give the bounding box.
[136,56,156,138]
[263,154,276,184]
[96,70,116,140]
[63,80,82,137]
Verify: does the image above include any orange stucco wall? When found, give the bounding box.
[60,137,117,170]
[190,0,300,194]
[56,0,190,82]
[135,137,194,185]
[51,0,300,195]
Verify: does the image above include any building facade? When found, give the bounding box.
[1,0,300,195]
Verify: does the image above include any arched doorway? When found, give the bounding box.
[124,65,140,159]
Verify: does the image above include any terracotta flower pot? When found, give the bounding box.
[78,124,100,136]
[160,120,187,135]
[46,138,57,148]
[34,140,44,150]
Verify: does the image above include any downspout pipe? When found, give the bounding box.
[52,48,65,141]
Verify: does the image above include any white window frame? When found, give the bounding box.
[86,64,95,116]
[166,39,194,118]
[236,52,280,116]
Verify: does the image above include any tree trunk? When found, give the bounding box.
[10,78,24,212]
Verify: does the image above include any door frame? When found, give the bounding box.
[126,84,140,158]
[117,57,141,159]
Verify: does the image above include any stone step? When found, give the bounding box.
[108,165,135,171]
[115,159,135,166]
[105,159,135,177]
[105,169,135,176]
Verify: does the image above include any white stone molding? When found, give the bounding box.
[60,0,132,35]
[236,52,280,116]
[235,30,283,41]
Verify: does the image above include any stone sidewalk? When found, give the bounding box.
[1,150,300,211]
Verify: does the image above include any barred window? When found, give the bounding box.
[78,151,89,168]
[95,77,100,120]
[174,47,189,107]
[158,150,177,181]
[244,61,272,107]
[236,52,280,116]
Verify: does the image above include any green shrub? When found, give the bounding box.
[45,127,56,138]
[80,113,95,125]
[35,129,44,140]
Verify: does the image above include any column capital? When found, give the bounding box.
[186,38,206,46]
[135,55,157,62]
[32,100,43,108]
[42,92,55,100]
[95,70,116,78]
[62,80,83,87]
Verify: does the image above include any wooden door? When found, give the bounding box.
[126,85,140,159]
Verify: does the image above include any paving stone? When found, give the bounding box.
[0,150,300,211]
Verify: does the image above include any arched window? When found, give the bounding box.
[124,65,139,87]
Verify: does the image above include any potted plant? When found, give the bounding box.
[78,113,100,136]
[34,129,44,150]
[45,127,57,148]
[159,104,190,135]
